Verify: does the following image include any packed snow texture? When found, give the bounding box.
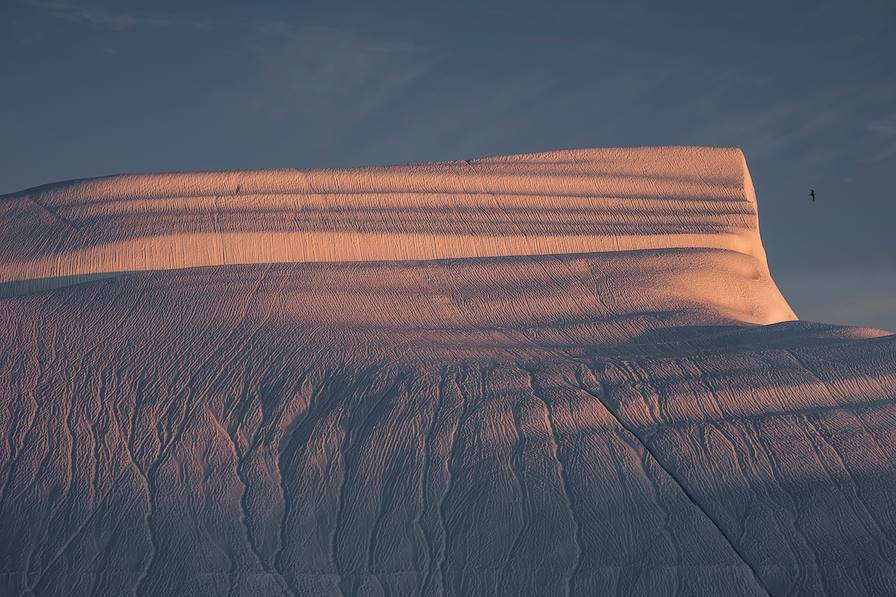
[1,147,894,596]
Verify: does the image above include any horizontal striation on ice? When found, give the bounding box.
[0,146,794,324]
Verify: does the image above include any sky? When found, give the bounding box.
[1,0,894,330]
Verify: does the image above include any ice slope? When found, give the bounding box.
[1,147,894,596]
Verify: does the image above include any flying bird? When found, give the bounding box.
[810,189,815,201]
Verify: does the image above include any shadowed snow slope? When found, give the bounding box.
[1,147,894,596]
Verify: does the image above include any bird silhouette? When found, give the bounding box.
[810,189,815,201]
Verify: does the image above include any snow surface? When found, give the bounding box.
[0,147,894,596]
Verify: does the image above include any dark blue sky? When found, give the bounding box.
[2,0,894,329]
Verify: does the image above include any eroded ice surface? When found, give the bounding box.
[1,147,893,596]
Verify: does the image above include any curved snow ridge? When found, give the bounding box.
[0,146,794,322]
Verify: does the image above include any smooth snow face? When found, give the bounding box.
[3,147,895,596]
[0,146,795,326]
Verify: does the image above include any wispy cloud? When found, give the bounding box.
[867,113,896,136]
[26,0,169,29]
[688,79,896,169]
[691,91,842,161]
[243,21,432,129]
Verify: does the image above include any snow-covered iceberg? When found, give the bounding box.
[0,147,893,596]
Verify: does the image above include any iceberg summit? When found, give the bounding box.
[1,147,894,596]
